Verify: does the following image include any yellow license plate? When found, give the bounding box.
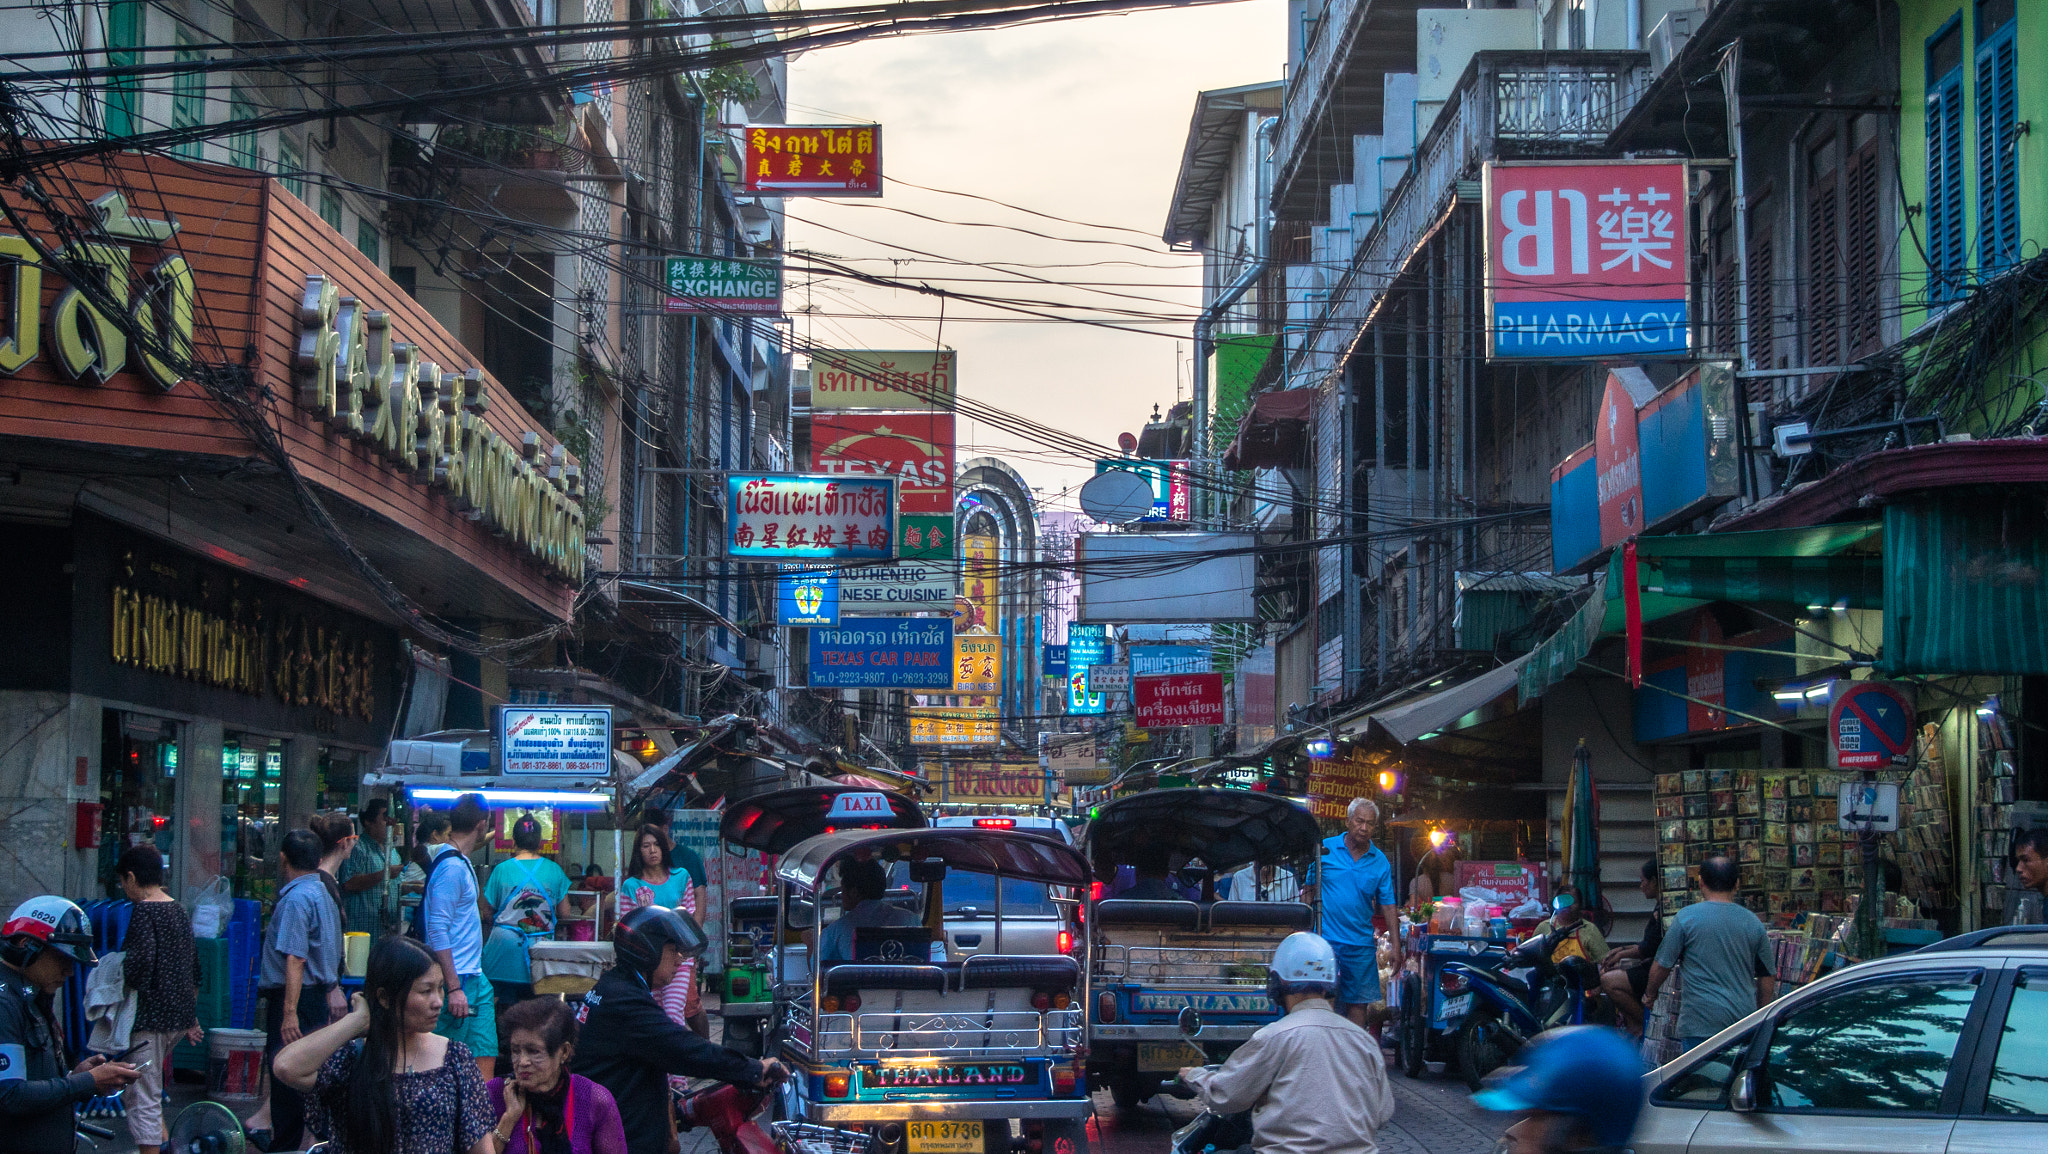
[906,1121,983,1153]
[1136,1041,1207,1072]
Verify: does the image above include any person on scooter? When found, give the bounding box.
[571,906,785,1154]
[1177,932,1394,1154]
[1529,891,1608,967]
[1474,1026,1646,1154]
[0,896,140,1154]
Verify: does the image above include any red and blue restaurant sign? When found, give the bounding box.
[1550,363,1741,573]
[1485,160,1691,359]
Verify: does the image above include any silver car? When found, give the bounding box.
[1632,925,2048,1154]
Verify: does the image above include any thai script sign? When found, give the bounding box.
[663,256,781,316]
[1067,623,1108,716]
[808,617,954,688]
[954,632,1001,694]
[1133,673,1226,729]
[724,473,896,561]
[498,705,613,776]
[810,349,955,411]
[1485,160,1691,358]
[811,412,954,515]
[910,708,999,747]
[942,760,1050,805]
[776,568,839,627]
[744,124,882,196]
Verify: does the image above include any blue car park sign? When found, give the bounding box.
[808,617,955,689]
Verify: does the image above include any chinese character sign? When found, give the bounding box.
[1133,673,1226,729]
[1093,459,1191,522]
[664,257,781,316]
[1485,161,1690,358]
[725,474,896,561]
[811,350,955,411]
[910,708,999,747]
[811,412,955,515]
[1067,622,1108,716]
[898,514,954,560]
[744,124,882,197]
[808,617,955,689]
[962,534,1000,630]
[954,631,1002,694]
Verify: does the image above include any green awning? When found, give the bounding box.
[1519,580,1606,705]
[1883,492,2048,675]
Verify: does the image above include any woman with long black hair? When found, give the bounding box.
[274,935,496,1154]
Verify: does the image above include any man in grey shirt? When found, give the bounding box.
[257,830,343,1152]
[1643,854,1775,1053]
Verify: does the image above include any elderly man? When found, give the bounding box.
[1306,798,1402,1028]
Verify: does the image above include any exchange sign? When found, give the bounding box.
[808,617,954,689]
[811,412,954,515]
[1133,673,1226,729]
[810,349,956,411]
[1485,160,1690,359]
[663,256,780,316]
[497,705,612,776]
[725,474,896,561]
[744,124,882,197]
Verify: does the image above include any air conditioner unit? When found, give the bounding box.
[1648,9,1708,76]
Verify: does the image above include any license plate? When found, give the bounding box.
[1136,1041,1207,1072]
[1441,993,1473,1020]
[907,1121,983,1153]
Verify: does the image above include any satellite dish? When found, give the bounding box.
[1079,469,1154,524]
[1117,432,1139,454]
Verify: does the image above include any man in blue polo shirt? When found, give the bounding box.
[1309,797,1403,1028]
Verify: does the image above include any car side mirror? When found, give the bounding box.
[1729,1068,1759,1113]
[1178,1005,1203,1038]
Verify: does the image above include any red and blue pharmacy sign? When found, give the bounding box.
[1485,160,1691,359]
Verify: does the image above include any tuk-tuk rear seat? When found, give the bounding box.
[958,955,1080,991]
[1093,899,1201,928]
[729,896,780,921]
[823,964,949,995]
[1205,900,1314,930]
[819,956,1079,995]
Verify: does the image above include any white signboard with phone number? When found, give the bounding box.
[498,705,613,776]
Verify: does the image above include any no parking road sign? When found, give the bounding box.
[1828,681,1916,770]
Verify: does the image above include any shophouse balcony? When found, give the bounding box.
[1273,0,1440,223]
[319,0,564,124]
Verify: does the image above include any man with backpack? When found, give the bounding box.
[417,792,495,1076]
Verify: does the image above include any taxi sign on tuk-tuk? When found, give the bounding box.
[825,791,895,823]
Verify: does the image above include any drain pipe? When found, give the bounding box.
[1191,114,1279,525]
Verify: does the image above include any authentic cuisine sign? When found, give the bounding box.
[809,350,956,411]
[744,124,883,197]
[725,473,897,561]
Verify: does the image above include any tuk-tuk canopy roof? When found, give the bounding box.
[1083,788,1322,876]
[718,786,927,855]
[776,827,1091,891]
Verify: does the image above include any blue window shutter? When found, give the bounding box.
[1927,71,1966,303]
[1975,27,2019,271]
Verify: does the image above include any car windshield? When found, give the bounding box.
[940,872,1059,917]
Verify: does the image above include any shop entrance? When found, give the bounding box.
[224,733,286,903]
[99,711,181,899]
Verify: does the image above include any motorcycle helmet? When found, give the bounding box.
[612,905,708,982]
[2,896,97,968]
[1264,931,1338,1005]
[1473,1026,1646,1149]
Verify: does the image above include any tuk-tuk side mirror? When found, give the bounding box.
[1729,1068,1759,1113]
[1178,1005,1203,1038]
[909,859,947,884]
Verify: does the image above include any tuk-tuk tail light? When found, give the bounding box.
[730,975,751,998]
[843,993,862,1013]
[1440,972,1469,996]
[1052,1066,1080,1097]
[824,1073,851,1098]
[1057,929,1074,955]
[1096,992,1116,1022]
[1053,992,1071,1010]
[1031,992,1052,1011]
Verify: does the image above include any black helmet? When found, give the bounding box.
[612,905,708,981]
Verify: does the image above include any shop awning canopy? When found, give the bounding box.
[1334,656,1532,746]
[1221,388,1316,471]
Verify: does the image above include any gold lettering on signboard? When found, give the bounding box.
[0,235,40,374]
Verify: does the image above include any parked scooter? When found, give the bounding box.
[1167,1066,1252,1154]
[1437,926,1604,1090]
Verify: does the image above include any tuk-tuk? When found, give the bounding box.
[768,827,1094,1154]
[718,786,927,1057]
[1082,788,1320,1110]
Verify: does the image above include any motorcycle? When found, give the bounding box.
[1167,1066,1252,1154]
[1437,927,1604,1090]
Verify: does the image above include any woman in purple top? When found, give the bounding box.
[488,997,627,1154]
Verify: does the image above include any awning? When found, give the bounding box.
[1365,655,1532,744]
[1883,491,2048,675]
[1222,388,1315,471]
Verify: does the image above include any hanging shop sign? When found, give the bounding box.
[1129,645,1212,676]
[1305,753,1376,822]
[724,473,897,561]
[1484,160,1691,359]
[744,124,882,196]
[663,256,781,316]
[811,412,955,515]
[1067,623,1108,716]
[1634,612,1794,743]
[1549,362,1740,573]
[840,559,956,612]
[1041,643,1069,682]
[910,707,1000,747]
[1829,681,1916,770]
[807,617,955,689]
[943,760,1050,805]
[776,568,840,627]
[810,350,956,411]
[1043,732,1097,772]
[954,631,1002,694]
[898,514,956,560]
[1133,672,1226,729]
[1087,663,1130,694]
[497,705,613,776]
[1092,459,1192,523]
[962,534,1000,630]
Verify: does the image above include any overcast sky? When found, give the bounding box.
[785,1,1285,517]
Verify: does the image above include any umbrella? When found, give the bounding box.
[1562,739,1601,912]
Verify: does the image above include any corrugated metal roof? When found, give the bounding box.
[1163,81,1283,250]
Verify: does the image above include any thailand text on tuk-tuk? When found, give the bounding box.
[1080,788,1322,1110]
[765,826,1095,1154]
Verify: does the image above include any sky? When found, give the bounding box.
[784,0,1286,518]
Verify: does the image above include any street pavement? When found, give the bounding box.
[1078,1063,1502,1154]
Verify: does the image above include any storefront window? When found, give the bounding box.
[317,747,366,813]
[224,733,286,904]
[99,711,180,898]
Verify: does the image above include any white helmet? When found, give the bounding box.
[1268,931,1338,988]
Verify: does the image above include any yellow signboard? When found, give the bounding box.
[910,707,999,747]
[962,534,999,630]
[943,760,1051,805]
[809,349,956,411]
[953,631,1001,694]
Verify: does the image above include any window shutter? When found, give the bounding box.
[1845,140,1883,357]
[1927,73,1967,302]
[1806,162,1842,368]
[1976,29,2020,271]
[1747,226,1774,369]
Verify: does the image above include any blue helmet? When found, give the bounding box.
[1473,1027,1646,1149]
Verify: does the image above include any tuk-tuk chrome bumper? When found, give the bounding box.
[1090,1024,1260,1042]
[791,1098,1096,1123]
